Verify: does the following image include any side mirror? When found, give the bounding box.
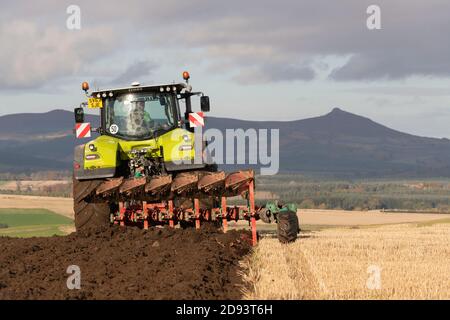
[200,96,210,112]
[74,107,84,123]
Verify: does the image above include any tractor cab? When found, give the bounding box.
[93,83,185,141]
[74,72,210,140]
[73,72,213,182]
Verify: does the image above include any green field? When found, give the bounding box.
[0,208,73,238]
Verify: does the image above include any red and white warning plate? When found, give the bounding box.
[75,123,91,138]
[188,112,204,128]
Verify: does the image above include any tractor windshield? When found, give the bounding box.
[104,92,177,139]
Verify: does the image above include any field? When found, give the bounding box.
[242,222,450,299]
[0,180,70,192]
[0,179,71,197]
[299,209,450,226]
[0,194,74,218]
[0,225,252,299]
[0,208,73,237]
[0,194,449,299]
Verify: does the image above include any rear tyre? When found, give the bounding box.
[73,176,110,231]
[277,211,299,243]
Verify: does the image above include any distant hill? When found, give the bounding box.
[1,108,450,177]
[0,110,99,173]
[0,109,99,139]
[207,108,450,177]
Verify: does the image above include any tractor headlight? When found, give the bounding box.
[85,154,100,160]
[88,144,97,151]
[179,145,192,151]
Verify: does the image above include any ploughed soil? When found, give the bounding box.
[0,224,252,300]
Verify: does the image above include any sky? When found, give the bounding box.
[1,0,450,138]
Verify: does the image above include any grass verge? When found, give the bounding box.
[0,208,73,238]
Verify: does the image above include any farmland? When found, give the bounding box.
[0,178,71,197]
[0,194,449,299]
[0,194,74,219]
[256,175,450,212]
[0,208,73,238]
[242,222,450,299]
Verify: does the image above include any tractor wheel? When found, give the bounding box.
[73,176,110,231]
[277,211,299,243]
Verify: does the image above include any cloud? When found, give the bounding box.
[347,86,450,97]
[135,0,450,83]
[2,0,450,86]
[0,20,115,90]
[108,60,157,86]
[234,63,316,84]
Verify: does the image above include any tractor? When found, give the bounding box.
[72,72,299,244]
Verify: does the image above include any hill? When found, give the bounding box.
[1,108,450,177]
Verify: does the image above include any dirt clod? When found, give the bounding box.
[0,225,252,300]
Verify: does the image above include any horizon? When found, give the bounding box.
[1,106,448,140]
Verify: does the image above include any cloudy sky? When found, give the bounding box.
[1,0,450,137]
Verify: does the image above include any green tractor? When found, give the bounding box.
[72,72,299,244]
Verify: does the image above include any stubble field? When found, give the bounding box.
[242,222,450,299]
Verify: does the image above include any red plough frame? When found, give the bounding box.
[111,179,258,245]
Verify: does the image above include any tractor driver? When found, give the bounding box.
[129,100,154,134]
